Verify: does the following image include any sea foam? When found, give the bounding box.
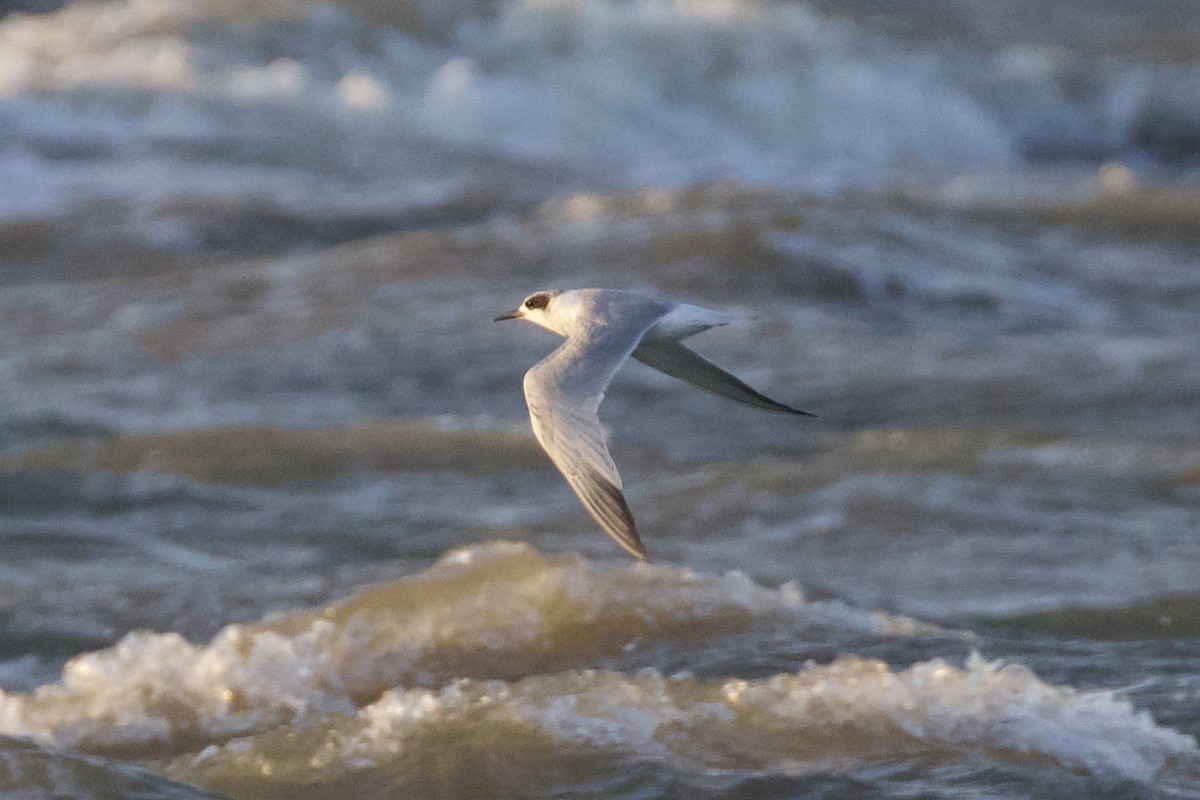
[14,0,1200,220]
[4,542,1193,790]
[170,655,1197,792]
[0,542,936,754]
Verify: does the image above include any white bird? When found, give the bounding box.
[495,288,814,562]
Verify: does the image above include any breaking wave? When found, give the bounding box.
[0,542,1192,794]
[170,656,1198,794]
[1,0,1197,218]
[0,542,937,753]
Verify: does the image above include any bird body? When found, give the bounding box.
[496,288,812,561]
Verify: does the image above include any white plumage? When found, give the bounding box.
[496,288,813,561]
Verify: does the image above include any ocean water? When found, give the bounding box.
[1,0,1200,797]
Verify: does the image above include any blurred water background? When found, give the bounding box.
[1,0,1199,797]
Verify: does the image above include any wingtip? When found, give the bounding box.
[614,519,651,562]
[578,464,653,562]
[609,529,651,562]
[771,401,817,417]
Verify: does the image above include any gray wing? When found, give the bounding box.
[523,313,666,561]
[631,338,815,416]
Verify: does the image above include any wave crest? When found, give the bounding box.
[168,654,1197,793]
[0,542,936,754]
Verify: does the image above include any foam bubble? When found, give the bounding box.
[171,654,1197,789]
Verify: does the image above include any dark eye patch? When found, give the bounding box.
[524,293,550,310]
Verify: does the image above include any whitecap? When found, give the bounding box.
[174,654,1198,788]
[0,542,939,753]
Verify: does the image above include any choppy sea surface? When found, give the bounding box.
[1,0,1200,797]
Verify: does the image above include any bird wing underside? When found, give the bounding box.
[523,314,664,561]
[525,395,649,561]
[631,338,815,416]
[568,461,647,560]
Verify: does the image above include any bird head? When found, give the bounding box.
[494,289,567,334]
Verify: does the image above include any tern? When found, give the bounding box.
[496,288,813,561]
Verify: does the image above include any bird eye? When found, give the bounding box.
[524,293,549,310]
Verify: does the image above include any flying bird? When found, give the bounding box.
[495,288,813,561]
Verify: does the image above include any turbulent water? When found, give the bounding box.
[1,0,1200,797]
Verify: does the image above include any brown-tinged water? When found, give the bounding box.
[1,0,1200,798]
